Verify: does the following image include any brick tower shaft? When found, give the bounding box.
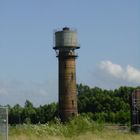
[59,54,77,121]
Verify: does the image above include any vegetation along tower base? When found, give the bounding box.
[53,27,80,121]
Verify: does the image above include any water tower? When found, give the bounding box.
[131,89,140,133]
[53,27,80,121]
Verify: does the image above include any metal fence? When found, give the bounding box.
[0,107,8,140]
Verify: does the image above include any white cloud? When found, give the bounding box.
[100,60,140,84]
[126,65,140,83]
[100,61,124,78]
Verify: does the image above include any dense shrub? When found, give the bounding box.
[10,115,103,137]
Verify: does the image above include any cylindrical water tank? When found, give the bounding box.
[55,27,78,48]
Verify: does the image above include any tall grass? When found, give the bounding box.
[9,115,140,140]
[9,131,140,140]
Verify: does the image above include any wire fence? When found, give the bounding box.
[0,107,8,140]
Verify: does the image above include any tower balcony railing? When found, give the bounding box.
[55,50,78,57]
[59,51,78,57]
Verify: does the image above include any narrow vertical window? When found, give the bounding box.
[72,100,74,106]
[71,73,74,80]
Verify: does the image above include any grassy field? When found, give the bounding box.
[9,131,140,140]
[9,116,140,140]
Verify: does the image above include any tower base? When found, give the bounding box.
[59,110,78,122]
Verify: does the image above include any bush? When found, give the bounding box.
[10,115,104,137]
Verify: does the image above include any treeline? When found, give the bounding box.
[6,84,140,125]
[77,84,137,124]
[8,101,58,124]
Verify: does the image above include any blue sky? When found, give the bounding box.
[0,0,140,106]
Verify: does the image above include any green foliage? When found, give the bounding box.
[7,84,138,125]
[9,101,58,124]
[11,115,140,140]
[77,84,137,124]
[10,115,103,138]
[9,104,23,124]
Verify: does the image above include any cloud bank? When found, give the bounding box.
[89,60,140,89]
[100,61,140,84]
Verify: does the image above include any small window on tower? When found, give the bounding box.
[72,100,74,106]
[71,73,73,80]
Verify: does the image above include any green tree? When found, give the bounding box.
[22,100,36,123]
[9,104,23,124]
